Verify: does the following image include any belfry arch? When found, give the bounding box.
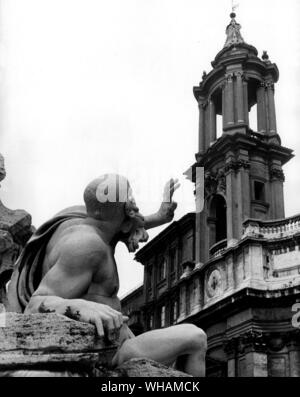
[208,194,227,248]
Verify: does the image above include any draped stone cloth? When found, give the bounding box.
[7,211,87,313]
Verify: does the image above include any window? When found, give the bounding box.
[216,114,222,138]
[160,306,166,327]
[158,258,167,281]
[249,103,258,132]
[209,194,227,247]
[254,181,265,201]
[148,313,153,329]
[171,301,178,324]
[147,266,152,291]
[170,249,176,274]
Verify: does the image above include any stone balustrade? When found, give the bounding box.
[243,214,300,239]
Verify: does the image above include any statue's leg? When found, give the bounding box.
[112,323,207,377]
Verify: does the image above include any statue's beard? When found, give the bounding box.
[118,227,149,253]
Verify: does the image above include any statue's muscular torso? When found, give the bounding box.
[41,218,122,312]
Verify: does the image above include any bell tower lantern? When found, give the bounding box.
[193,13,294,266]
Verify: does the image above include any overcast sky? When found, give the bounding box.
[0,0,299,296]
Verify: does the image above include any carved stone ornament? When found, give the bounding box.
[224,160,250,173]
[225,72,234,82]
[224,330,267,355]
[270,168,285,182]
[206,268,222,298]
[204,169,226,196]
[260,80,274,91]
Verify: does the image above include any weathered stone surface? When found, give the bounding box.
[0,199,33,304]
[0,313,117,370]
[2,358,190,377]
[0,352,100,370]
[110,358,192,377]
[0,313,190,377]
[1,370,86,377]
[0,312,109,350]
[0,201,32,248]
[0,153,33,304]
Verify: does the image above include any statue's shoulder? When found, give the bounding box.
[53,205,87,217]
[54,223,109,261]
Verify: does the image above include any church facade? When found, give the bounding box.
[121,13,300,377]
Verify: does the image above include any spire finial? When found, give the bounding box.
[231,0,239,14]
[224,3,245,48]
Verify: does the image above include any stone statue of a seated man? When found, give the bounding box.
[7,174,206,376]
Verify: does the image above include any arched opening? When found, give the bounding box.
[249,103,257,132]
[216,114,223,138]
[208,194,227,248]
[247,78,259,132]
[212,88,223,139]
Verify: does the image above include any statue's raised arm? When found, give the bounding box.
[144,178,180,230]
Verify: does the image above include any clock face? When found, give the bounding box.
[207,269,222,298]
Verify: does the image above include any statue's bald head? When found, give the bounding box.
[83,174,134,222]
[84,173,148,251]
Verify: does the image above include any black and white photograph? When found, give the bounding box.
[0,0,300,387]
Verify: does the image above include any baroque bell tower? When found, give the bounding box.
[193,12,293,266]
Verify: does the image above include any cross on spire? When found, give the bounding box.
[231,0,239,13]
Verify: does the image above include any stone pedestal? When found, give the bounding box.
[0,313,190,377]
[0,312,117,375]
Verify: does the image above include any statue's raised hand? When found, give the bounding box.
[157,178,180,223]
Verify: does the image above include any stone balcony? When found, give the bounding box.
[209,239,227,258]
[243,214,300,240]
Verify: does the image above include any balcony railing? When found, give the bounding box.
[243,214,300,239]
[209,239,227,257]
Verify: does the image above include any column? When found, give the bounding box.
[225,73,235,127]
[204,103,210,151]
[257,83,267,133]
[244,352,268,377]
[191,277,201,313]
[195,210,208,267]
[225,156,239,246]
[270,165,285,219]
[236,151,250,237]
[288,345,300,377]
[224,339,237,377]
[222,83,226,130]
[235,72,244,123]
[153,255,158,300]
[266,81,277,134]
[228,359,236,377]
[243,79,249,126]
[177,283,187,322]
[208,99,216,143]
[198,100,205,154]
